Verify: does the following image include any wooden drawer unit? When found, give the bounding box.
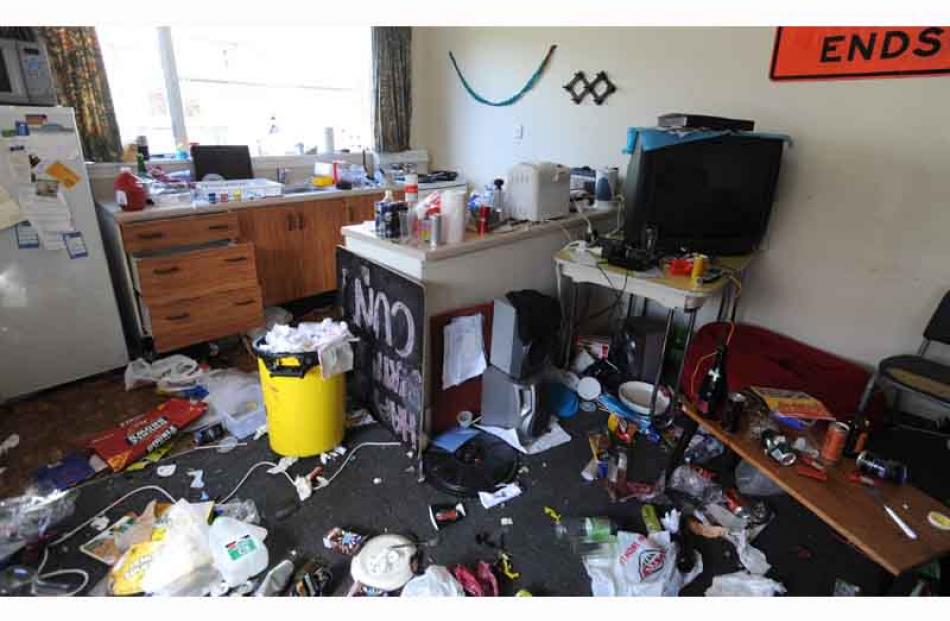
[146,286,263,353]
[121,212,240,254]
[133,242,259,305]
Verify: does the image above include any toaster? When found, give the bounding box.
[507,161,571,221]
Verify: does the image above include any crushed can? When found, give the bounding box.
[288,558,333,596]
[429,501,466,530]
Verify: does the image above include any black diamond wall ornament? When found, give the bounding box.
[563,70,617,105]
[563,72,588,104]
[589,71,617,105]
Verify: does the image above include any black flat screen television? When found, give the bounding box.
[622,134,785,256]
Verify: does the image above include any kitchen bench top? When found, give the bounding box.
[98,185,402,225]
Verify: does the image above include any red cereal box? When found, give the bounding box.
[88,398,207,471]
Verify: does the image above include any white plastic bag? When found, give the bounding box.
[735,461,785,497]
[705,571,786,596]
[401,565,465,597]
[140,500,220,596]
[124,355,202,392]
[582,530,702,596]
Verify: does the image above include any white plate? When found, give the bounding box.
[618,381,670,416]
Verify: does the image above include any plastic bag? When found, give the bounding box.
[140,500,220,596]
[669,465,721,502]
[213,499,260,525]
[582,530,702,596]
[735,461,785,497]
[401,565,465,597]
[684,431,724,464]
[705,571,786,596]
[201,369,266,439]
[124,355,202,392]
[0,486,77,562]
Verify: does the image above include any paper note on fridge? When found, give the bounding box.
[442,313,487,389]
[45,161,81,190]
[0,183,24,231]
[19,188,73,250]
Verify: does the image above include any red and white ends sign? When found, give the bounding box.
[770,27,950,81]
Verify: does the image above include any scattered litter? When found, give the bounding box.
[124,355,202,392]
[0,433,19,458]
[519,466,530,474]
[684,431,724,464]
[209,516,269,588]
[288,558,333,596]
[187,469,205,489]
[267,456,298,474]
[498,552,520,580]
[216,436,239,453]
[500,517,514,527]
[138,500,219,596]
[202,370,265,439]
[372,477,383,485]
[213,499,260,524]
[479,482,522,509]
[544,506,562,524]
[90,516,111,532]
[432,426,480,452]
[157,464,177,478]
[723,529,771,575]
[735,460,785,497]
[200,491,209,501]
[401,565,465,597]
[705,571,785,596]
[253,552,297,596]
[88,399,206,472]
[833,577,861,596]
[323,527,365,556]
[442,313,487,389]
[582,530,702,596]
[293,476,312,501]
[0,485,77,563]
[791,436,820,459]
[669,464,721,502]
[345,408,377,429]
[253,425,268,441]
[452,561,499,596]
[350,534,416,591]
[34,453,96,490]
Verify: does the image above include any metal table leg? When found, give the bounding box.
[666,414,699,478]
[648,308,676,416]
[673,309,699,406]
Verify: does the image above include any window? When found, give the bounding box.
[98,26,372,158]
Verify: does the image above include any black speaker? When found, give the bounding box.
[609,316,668,382]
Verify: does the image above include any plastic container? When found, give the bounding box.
[555,516,617,554]
[442,190,467,244]
[254,338,345,457]
[209,517,269,588]
[219,384,266,440]
[114,167,147,212]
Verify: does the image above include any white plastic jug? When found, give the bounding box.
[209,517,269,587]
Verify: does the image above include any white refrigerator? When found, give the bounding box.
[0,105,127,401]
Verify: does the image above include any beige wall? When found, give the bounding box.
[411,27,950,375]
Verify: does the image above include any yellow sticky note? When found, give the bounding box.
[45,161,80,190]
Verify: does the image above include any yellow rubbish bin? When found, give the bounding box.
[254,339,345,457]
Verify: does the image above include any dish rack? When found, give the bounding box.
[195,178,283,201]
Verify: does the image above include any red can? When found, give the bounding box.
[477,205,491,235]
[820,422,849,464]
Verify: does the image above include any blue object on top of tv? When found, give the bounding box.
[622,124,789,256]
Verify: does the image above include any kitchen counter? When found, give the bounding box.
[342,206,618,315]
[99,184,402,224]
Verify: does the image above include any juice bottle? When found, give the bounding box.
[114,166,147,212]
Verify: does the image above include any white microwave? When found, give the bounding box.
[0,38,56,106]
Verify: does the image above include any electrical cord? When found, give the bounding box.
[219,461,295,504]
[322,441,401,487]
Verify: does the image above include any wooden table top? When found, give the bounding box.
[682,405,950,576]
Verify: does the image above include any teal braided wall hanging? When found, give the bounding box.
[448,45,557,107]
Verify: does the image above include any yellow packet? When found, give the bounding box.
[45,161,81,190]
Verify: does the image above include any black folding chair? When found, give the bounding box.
[857,291,950,431]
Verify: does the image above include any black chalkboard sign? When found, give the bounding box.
[337,247,426,452]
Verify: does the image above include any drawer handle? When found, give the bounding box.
[153,266,181,275]
[138,232,164,240]
[224,256,248,263]
[165,312,191,321]
[233,299,256,307]
[208,224,231,231]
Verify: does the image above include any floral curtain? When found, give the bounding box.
[372,27,412,153]
[36,27,122,162]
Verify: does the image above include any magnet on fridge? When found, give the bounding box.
[15,121,29,136]
[15,221,40,248]
[63,231,88,259]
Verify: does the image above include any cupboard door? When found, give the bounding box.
[296,198,349,296]
[238,205,303,306]
[346,193,381,226]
